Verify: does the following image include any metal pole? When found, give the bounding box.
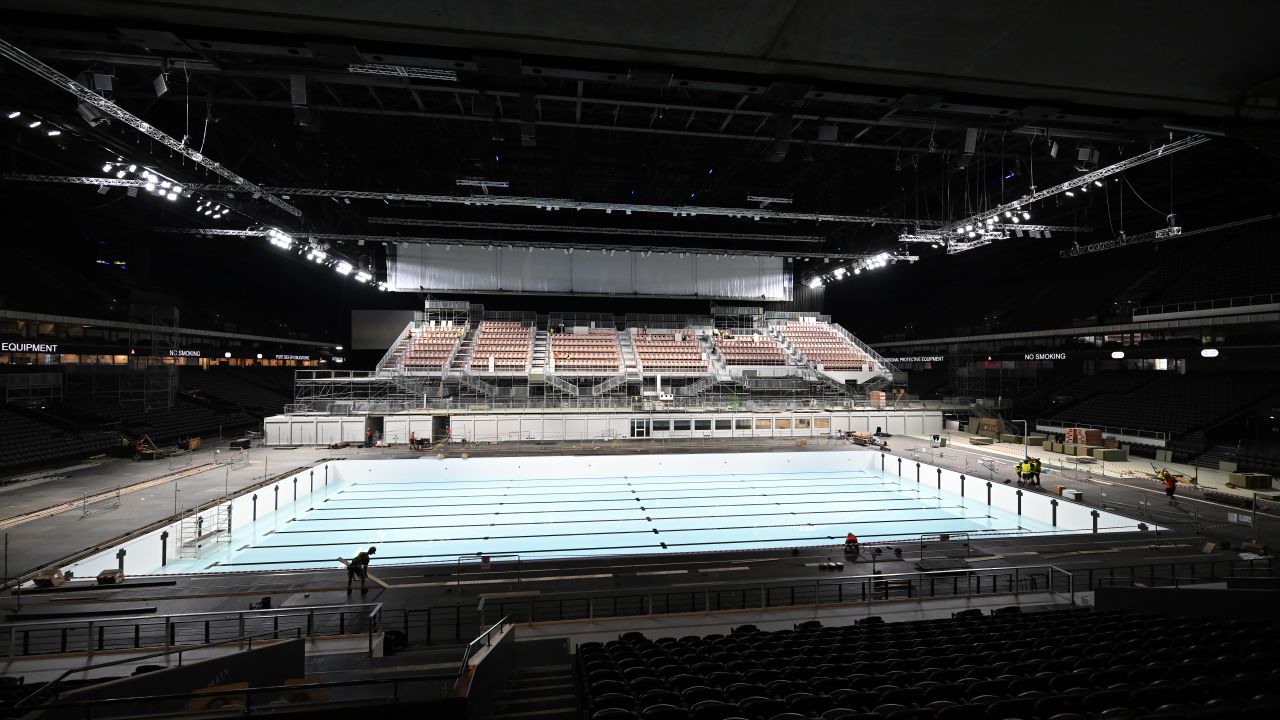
[1253,493,1259,530]
[1051,499,1058,527]
[161,530,169,566]
[1091,510,1099,533]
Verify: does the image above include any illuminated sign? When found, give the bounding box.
[169,349,202,357]
[1025,352,1067,360]
[883,355,944,363]
[274,354,311,361]
[0,341,58,353]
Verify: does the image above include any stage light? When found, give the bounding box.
[1081,185,1088,192]
[160,180,171,189]
[166,192,177,200]
[853,267,861,275]
[46,129,60,136]
[807,277,823,289]
[1011,216,1020,223]
[127,165,137,172]
[335,261,353,275]
[115,170,126,178]
[173,186,183,193]
[1004,211,1012,218]
[1065,190,1075,197]
[101,163,112,172]
[968,231,976,238]
[1111,351,1125,359]
[931,243,939,249]
[355,270,373,283]
[256,353,263,359]
[5,111,18,119]
[1200,348,1219,358]
[964,225,973,232]
[1093,180,1103,187]
[1022,211,1030,220]
[203,209,213,215]
[224,352,232,358]
[145,183,155,192]
[26,120,40,128]
[955,228,964,234]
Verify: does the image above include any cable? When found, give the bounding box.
[1121,175,1167,216]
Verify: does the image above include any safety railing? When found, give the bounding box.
[16,628,303,708]
[374,321,416,374]
[1,602,383,658]
[1133,292,1280,317]
[1077,558,1275,591]
[19,619,510,720]
[1035,419,1170,443]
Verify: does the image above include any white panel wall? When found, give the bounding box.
[388,243,790,300]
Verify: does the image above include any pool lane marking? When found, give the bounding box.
[240,512,1026,549]
[295,495,954,519]
[212,524,1049,568]
[344,468,876,487]
[330,481,900,502]
[314,486,911,510]
[272,504,968,533]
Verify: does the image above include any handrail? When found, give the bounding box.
[16,627,303,708]
[375,321,416,374]
[1133,291,1280,316]
[1035,419,1170,442]
[457,615,510,678]
[1,601,383,633]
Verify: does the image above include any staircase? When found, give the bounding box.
[617,331,642,383]
[457,369,497,397]
[491,663,578,720]
[544,373,579,396]
[697,332,735,382]
[529,330,549,381]
[1190,443,1238,470]
[590,373,628,396]
[678,373,718,397]
[450,325,481,371]
[375,322,415,376]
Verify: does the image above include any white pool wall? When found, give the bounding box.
[56,450,1158,579]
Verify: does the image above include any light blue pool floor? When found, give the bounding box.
[156,469,1065,574]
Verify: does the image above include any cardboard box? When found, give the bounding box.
[1229,472,1272,489]
[1092,448,1129,462]
[1053,485,1066,495]
[1063,489,1083,501]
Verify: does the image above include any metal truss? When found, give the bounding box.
[0,38,302,218]
[3,173,970,229]
[939,134,1210,254]
[153,226,900,261]
[1059,213,1280,258]
[367,217,824,243]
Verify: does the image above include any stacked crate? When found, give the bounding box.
[1065,428,1103,445]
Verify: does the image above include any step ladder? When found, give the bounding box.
[177,505,230,559]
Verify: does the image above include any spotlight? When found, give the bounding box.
[1022,211,1030,220]
[256,353,263,360]
[853,267,861,275]
[26,120,40,128]
[166,192,177,200]
[1111,351,1125,359]
[46,129,60,136]
[335,261,354,275]
[1065,190,1075,197]
[145,183,156,192]
[1011,216,1019,223]
[1093,180,1103,187]
[968,232,976,238]
[964,225,973,232]
[127,164,136,172]
[1200,348,1219,358]
[5,111,19,119]
[224,352,231,358]
[101,163,112,173]
[160,181,171,189]
[115,170,126,178]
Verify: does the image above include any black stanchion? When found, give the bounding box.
[1051,499,1059,526]
[160,531,168,567]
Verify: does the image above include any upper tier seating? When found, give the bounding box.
[404,325,465,370]
[551,329,623,373]
[0,407,121,471]
[1049,373,1280,433]
[579,608,1280,720]
[777,322,872,371]
[714,333,789,366]
[469,321,534,372]
[632,331,708,373]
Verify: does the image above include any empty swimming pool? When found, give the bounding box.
[134,451,1153,575]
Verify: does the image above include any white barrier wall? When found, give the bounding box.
[264,416,366,445]
[262,410,943,446]
[60,461,337,579]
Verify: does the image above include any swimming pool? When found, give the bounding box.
[129,451,1152,575]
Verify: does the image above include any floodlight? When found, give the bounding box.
[335,261,353,275]
[46,129,60,136]
[5,111,19,119]
[1111,351,1125,359]
[27,120,40,128]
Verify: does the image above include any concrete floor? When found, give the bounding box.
[0,435,1275,643]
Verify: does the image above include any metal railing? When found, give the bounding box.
[16,628,303,708]
[374,321,415,374]
[1035,419,1170,443]
[20,618,512,720]
[1078,558,1274,590]
[1,602,383,658]
[1133,291,1280,317]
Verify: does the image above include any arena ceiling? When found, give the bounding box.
[1,0,1278,315]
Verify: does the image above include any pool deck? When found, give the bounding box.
[1,435,1275,633]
